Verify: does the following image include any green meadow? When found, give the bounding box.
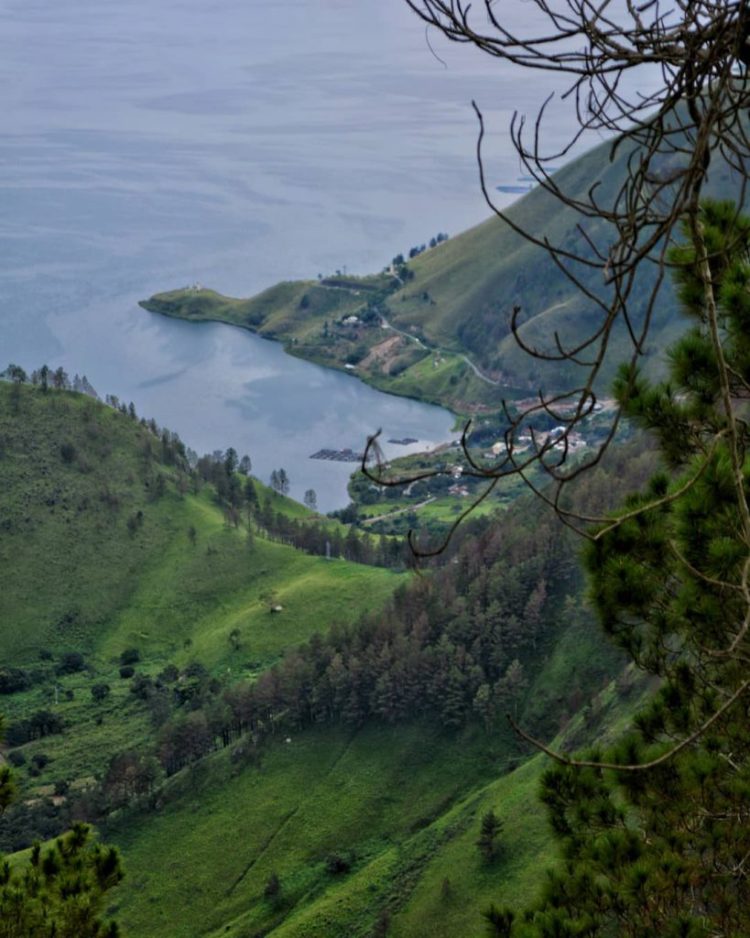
[0,383,401,797]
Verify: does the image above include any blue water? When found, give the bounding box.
[0,0,583,510]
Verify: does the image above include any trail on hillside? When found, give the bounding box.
[361,497,435,526]
[225,730,359,897]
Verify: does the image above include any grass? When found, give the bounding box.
[99,501,400,675]
[391,754,553,938]
[0,383,403,802]
[0,381,637,937]
[105,720,526,938]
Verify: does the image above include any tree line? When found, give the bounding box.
[2,364,407,569]
[149,440,649,779]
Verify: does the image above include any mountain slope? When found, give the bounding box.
[141,118,744,414]
[0,381,643,937]
[0,382,403,810]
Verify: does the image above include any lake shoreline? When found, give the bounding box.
[140,282,504,428]
[140,296,463,425]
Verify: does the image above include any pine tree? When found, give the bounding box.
[476,809,503,861]
[0,714,122,936]
[502,202,750,935]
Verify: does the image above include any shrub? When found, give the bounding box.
[60,442,77,464]
[0,667,31,695]
[5,711,64,747]
[56,652,85,675]
[325,853,352,875]
[264,872,281,899]
[157,664,179,685]
[130,674,154,700]
[183,662,208,680]
[91,683,110,703]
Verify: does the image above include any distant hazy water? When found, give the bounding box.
[0,0,582,510]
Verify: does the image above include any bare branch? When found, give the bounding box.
[507,677,750,772]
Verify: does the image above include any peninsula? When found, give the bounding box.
[139,123,725,419]
[140,268,503,418]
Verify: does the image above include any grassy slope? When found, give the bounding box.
[108,721,517,938]
[0,383,633,937]
[0,383,402,793]
[107,592,626,938]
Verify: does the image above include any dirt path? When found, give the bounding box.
[361,496,435,525]
[379,315,428,350]
[381,315,508,387]
[459,354,502,386]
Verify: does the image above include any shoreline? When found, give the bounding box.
[140,292,477,433]
[139,282,513,428]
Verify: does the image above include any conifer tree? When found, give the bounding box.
[0,716,122,936]
[476,809,503,862]
[494,201,750,935]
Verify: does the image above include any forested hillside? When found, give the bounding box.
[0,379,645,936]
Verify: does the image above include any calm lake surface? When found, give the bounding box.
[0,0,582,510]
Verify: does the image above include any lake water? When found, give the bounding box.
[0,0,585,510]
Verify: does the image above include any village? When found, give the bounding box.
[342,395,622,534]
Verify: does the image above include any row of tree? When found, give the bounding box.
[2,362,98,397]
[2,367,411,572]
[254,500,409,568]
[216,506,573,743]
[145,440,650,781]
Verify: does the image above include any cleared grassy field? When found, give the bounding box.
[0,383,402,800]
[106,719,552,938]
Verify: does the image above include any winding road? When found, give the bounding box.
[379,315,503,386]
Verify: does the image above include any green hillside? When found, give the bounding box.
[0,381,639,936]
[110,596,634,938]
[107,723,553,938]
[141,122,745,417]
[0,384,400,669]
[0,383,402,805]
